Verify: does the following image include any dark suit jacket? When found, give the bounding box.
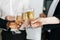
[0,18,8,30]
[43,0,60,30]
[0,18,27,40]
[42,1,60,40]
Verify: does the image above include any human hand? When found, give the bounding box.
[7,21,20,29]
[39,13,46,18]
[15,16,23,25]
[22,20,29,28]
[31,19,42,28]
[5,16,15,21]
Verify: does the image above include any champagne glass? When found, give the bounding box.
[28,9,34,27]
[23,8,34,28]
[10,16,23,34]
[28,9,34,20]
[22,12,28,21]
[15,16,23,25]
[15,15,25,30]
[22,11,29,29]
[13,16,23,34]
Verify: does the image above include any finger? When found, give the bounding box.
[31,21,42,28]
[31,18,40,24]
[5,16,15,21]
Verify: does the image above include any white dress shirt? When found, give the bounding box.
[0,0,30,19]
[26,0,44,40]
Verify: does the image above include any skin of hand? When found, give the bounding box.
[5,16,15,21]
[31,21,42,28]
[31,19,42,28]
[7,21,20,29]
[22,19,29,28]
[39,13,46,18]
[31,13,46,28]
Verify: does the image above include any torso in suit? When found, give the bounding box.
[49,1,60,40]
[0,18,8,29]
[53,0,60,19]
[43,0,60,40]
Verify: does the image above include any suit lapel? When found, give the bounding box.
[53,0,60,19]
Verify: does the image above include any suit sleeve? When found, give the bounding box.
[0,18,8,30]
